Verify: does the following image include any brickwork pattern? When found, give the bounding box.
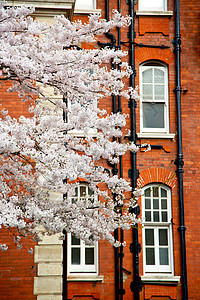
[0,0,200,299]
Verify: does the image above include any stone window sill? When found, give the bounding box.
[137,133,175,139]
[74,9,101,14]
[141,275,180,285]
[136,11,173,17]
[67,275,104,282]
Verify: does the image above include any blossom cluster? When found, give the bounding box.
[0,1,140,248]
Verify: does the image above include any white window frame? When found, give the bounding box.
[68,235,98,274]
[139,0,167,11]
[75,0,96,10]
[142,184,174,275]
[67,184,98,275]
[140,62,169,134]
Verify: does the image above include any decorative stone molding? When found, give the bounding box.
[6,0,75,20]
[34,235,63,300]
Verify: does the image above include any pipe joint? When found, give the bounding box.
[173,86,182,93]
[174,156,184,167]
[178,225,187,232]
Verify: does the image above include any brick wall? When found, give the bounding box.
[0,0,200,299]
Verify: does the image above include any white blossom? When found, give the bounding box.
[0,1,141,247]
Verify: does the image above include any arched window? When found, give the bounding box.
[140,62,169,134]
[142,184,173,274]
[68,184,98,274]
[139,0,167,11]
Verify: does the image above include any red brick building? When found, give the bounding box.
[0,0,200,300]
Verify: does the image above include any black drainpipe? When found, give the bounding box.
[117,1,125,298]
[173,0,188,299]
[128,1,141,299]
[105,1,119,299]
[62,229,67,300]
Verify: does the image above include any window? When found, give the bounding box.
[75,0,96,10]
[142,184,173,274]
[140,62,169,133]
[68,185,98,274]
[139,0,167,11]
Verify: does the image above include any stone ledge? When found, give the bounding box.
[141,275,181,285]
[136,10,173,17]
[67,275,104,282]
[137,133,175,139]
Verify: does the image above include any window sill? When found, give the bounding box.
[137,133,175,139]
[67,275,104,282]
[74,9,101,14]
[141,275,180,285]
[136,11,173,17]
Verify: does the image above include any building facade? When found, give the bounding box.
[0,0,200,300]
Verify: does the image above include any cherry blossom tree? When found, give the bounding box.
[0,1,141,250]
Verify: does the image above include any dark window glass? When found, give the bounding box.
[145,198,151,209]
[72,236,80,245]
[146,248,155,265]
[162,212,168,222]
[143,102,165,129]
[159,248,169,265]
[145,188,151,197]
[85,248,94,265]
[72,248,80,265]
[153,198,159,209]
[145,229,154,245]
[145,211,151,222]
[161,188,167,197]
[161,199,167,209]
[153,211,159,222]
[159,229,168,246]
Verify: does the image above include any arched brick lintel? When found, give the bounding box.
[135,48,174,66]
[137,168,177,189]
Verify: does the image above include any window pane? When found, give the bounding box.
[88,187,93,196]
[145,211,151,222]
[72,248,80,265]
[72,236,80,245]
[153,186,159,197]
[153,211,159,222]
[146,248,155,265]
[145,229,154,245]
[141,0,165,10]
[145,198,151,209]
[143,85,153,100]
[162,212,168,222]
[159,229,168,246]
[143,69,153,83]
[159,248,169,265]
[154,68,164,83]
[143,103,164,128]
[85,248,94,265]
[155,85,165,100]
[145,188,151,197]
[161,188,167,197]
[153,198,159,209]
[80,186,86,197]
[161,199,167,209]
